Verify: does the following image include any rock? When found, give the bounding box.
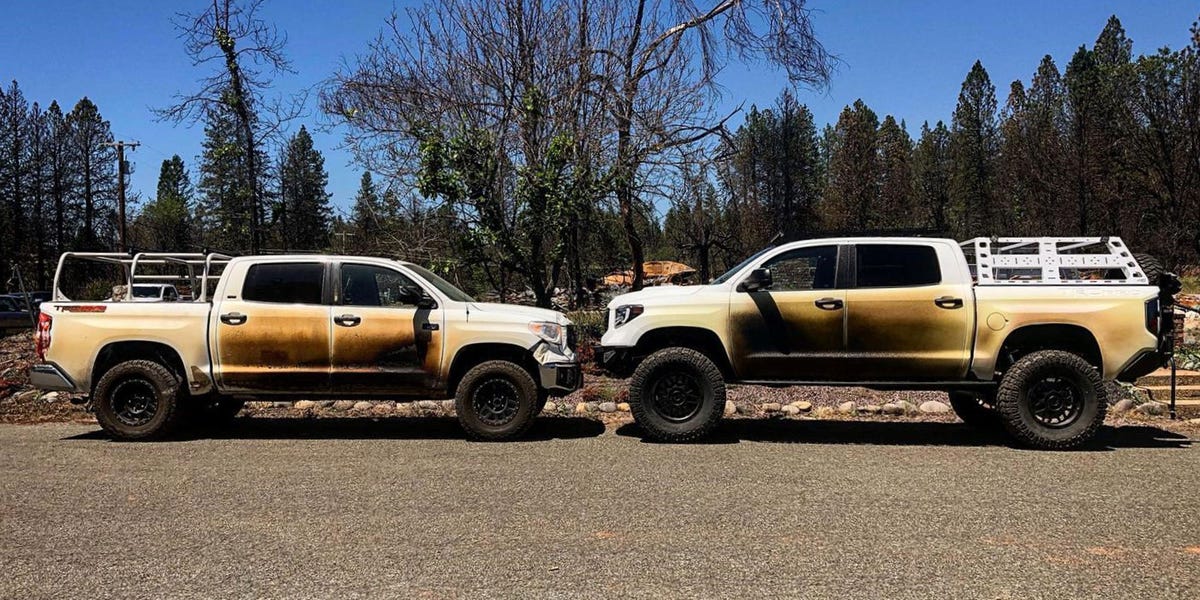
[574,402,589,414]
[441,400,456,412]
[317,400,335,408]
[598,401,618,413]
[352,401,374,412]
[617,402,631,412]
[542,401,557,413]
[881,403,903,415]
[836,401,857,415]
[1111,398,1135,413]
[724,400,737,416]
[919,400,952,414]
[781,405,801,415]
[585,402,599,412]
[294,400,317,410]
[762,402,783,413]
[332,400,355,411]
[896,400,917,414]
[737,403,757,415]
[789,401,813,412]
[1136,402,1165,416]
[416,400,440,411]
[38,391,60,402]
[860,404,882,414]
[1187,418,1200,425]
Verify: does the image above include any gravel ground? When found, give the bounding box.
[2,421,1198,599]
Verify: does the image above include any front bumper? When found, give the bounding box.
[538,362,582,396]
[29,363,77,392]
[593,345,635,378]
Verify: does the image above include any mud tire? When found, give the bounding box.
[996,350,1107,449]
[92,360,184,441]
[455,360,539,441]
[628,347,726,442]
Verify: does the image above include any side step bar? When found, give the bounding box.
[732,380,998,392]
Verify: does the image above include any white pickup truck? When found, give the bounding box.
[31,252,581,440]
[597,237,1179,449]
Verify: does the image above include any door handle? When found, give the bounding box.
[220,312,247,325]
[334,314,362,327]
[814,297,844,310]
[934,296,964,309]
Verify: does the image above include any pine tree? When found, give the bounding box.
[876,115,915,229]
[949,60,999,237]
[912,121,953,232]
[197,103,262,252]
[135,155,193,251]
[276,125,331,250]
[0,80,29,284]
[823,99,879,231]
[350,171,383,251]
[67,97,117,250]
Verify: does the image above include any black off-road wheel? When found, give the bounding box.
[455,360,539,441]
[996,350,1107,449]
[948,391,1000,429]
[92,360,184,441]
[628,347,726,442]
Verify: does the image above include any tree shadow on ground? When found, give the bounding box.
[615,419,1195,451]
[63,415,606,443]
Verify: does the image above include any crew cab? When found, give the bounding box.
[596,237,1178,449]
[31,252,581,441]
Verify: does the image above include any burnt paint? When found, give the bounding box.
[216,301,332,392]
[728,290,846,379]
[842,286,971,379]
[330,306,441,394]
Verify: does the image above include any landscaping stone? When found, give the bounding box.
[352,401,374,412]
[294,400,317,410]
[861,404,882,414]
[789,401,813,412]
[1111,398,1135,413]
[585,402,600,412]
[416,400,440,411]
[762,402,783,413]
[38,391,59,402]
[781,405,801,415]
[617,402,631,412]
[919,400,951,414]
[737,403,757,415]
[881,403,903,415]
[836,401,857,415]
[598,401,618,413]
[542,401,557,413]
[1137,402,1165,416]
[896,400,917,414]
[575,402,589,414]
[1187,418,1200,425]
[317,400,335,408]
[332,400,355,411]
[724,400,737,416]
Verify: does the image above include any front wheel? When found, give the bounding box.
[92,360,184,441]
[455,360,539,441]
[996,350,1107,449]
[628,347,726,442]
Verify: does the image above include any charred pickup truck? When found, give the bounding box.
[31,252,581,441]
[597,237,1179,449]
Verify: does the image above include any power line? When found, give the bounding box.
[101,140,140,252]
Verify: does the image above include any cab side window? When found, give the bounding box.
[242,263,325,304]
[762,246,837,291]
[855,245,941,287]
[341,264,420,308]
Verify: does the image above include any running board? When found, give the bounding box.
[731,380,998,392]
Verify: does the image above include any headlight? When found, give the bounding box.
[529,321,564,345]
[613,304,644,328]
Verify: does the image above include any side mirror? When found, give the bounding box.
[738,268,772,293]
[401,285,437,309]
[417,293,438,310]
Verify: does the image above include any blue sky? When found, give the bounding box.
[1,1,1196,218]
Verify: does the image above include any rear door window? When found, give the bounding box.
[855,245,941,288]
[242,263,325,304]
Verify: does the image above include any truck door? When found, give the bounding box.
[843,243,972,380]
[214,261,332,393]
[728,244,847,380]
[329,262,444,395]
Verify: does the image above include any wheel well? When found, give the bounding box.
[447,343,539,397]
[91,341,187,393]
[634,327,734,378]
[998,324,1102,373]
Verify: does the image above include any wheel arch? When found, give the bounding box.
[446,342,539,397]
[91,340,188,395]
[633,326,734,378]
[997,323,1102,374]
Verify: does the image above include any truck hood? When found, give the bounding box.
[467,302,570,325]
[607,285,708,308]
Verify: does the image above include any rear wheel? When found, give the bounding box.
[948,391,1000,429]
[455,360,539,441]
[996,350,1107,449]
[628,347,726,442]
[92,360,184,441]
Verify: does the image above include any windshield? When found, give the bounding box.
[710,246,776,284]
[131,286,162,298]
[403,262,475,302]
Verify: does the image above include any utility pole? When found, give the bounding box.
[333,231,355,254]
[101,140,139,252]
